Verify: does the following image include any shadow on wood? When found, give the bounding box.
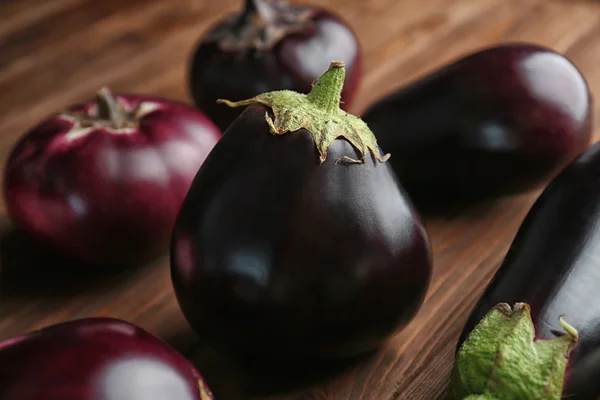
[0,226,154,300]
[404,187,506,219]
[187,341,377,399]
[160,324,200,354]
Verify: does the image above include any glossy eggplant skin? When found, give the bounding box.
[458,141,600,399]
[189,8,361,132]
[171,104,432,360]
[362,43,593,211]
[0,318,213,400]
[3,91,221,266]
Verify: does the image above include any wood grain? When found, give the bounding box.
[1,0,600,399]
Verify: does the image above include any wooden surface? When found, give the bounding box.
[1,0,600,398]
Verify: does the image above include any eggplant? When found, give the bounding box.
[170,61,433,360]
[362,43,593,212]
[188,0,362,132]
[3,88,221,266]
[456,141,600,399]
[0,318,213,400]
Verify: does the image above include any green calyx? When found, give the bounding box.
[217,61,390,165]
[451,303,579,400]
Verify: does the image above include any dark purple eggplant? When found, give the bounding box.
[188,0,362,132]
[362,43,593,212]
[171,61,432,360]
[0,318,213,400]
[456,140,600,399]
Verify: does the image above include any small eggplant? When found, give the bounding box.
[0,318,213,400]
[188,0,362,131]
[171,61,432,360]
[3,88,221,266]
[456,141,600,399]
[362,43,593,211]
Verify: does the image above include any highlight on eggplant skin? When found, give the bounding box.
[457,140,600,399]
[0,318,214,400]
[171,62,433,361]
[362,43,593,212]
[187,0,362,132]
[2,88,221,267]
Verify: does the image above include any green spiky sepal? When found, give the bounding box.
[451,303,579,400]
[217,61,390,165]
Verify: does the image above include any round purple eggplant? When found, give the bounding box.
[3,88,221,267]
[362,43,593,212]
[171,61,433,360]
[188,0,362,132]
[457,140,600,399]
[0,318,213,400]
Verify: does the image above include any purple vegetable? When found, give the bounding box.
[458,141,600,399]
[188,0,362,131]
[3,88,221,266]
[362,43,593,211]
[171,62,432,360]
[0,318,213,400]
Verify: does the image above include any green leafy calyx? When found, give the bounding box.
[451,302,579,400]
[217,61,390,165]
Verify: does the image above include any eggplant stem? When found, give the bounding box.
[96,87,126,128]
[243,0,277,25]
[451,302,579,400]
[307,61,345,114]
[207,0,312,52]
[216,61,390,165]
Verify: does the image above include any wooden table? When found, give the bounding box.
[1,0,599,398]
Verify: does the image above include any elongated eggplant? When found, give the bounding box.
[170,62,433,360]
[362,43,593,212]
[457,141,600,399]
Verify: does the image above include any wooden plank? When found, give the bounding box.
[0,0,599,399]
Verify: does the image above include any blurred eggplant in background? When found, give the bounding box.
[363,43,593,213]
[188,0,362,131]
